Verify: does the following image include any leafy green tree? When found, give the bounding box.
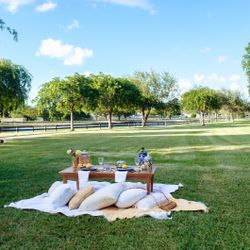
[130,70,178,126]
[10,105,38,120]
[242,42,250,94]
[113,106,136,120]
[0,19,18,41]
[218,89,248,121]
[34,77,64,121]
[155,98,181,118]
[92,74,141,129]
[181,87,220,126]
[34,74,98,130]
[0,59,32,117]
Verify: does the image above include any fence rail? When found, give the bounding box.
[0,119,198,133]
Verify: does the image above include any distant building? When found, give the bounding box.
[0,118,27,123]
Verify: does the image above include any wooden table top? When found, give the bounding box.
[59,166,157,177]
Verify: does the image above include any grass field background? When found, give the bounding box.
[0,121,249,249]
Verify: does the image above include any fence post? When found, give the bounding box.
[56,125,58,131]
[16,126,18,133]
[44,126,46,132]
[33,126,35,132]
[99,123,101,129]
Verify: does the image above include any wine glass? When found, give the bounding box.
[134,156,141,171]
[98,157,104,168]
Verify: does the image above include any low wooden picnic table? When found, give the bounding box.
[59,166,157,194]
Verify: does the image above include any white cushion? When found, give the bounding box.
[48,184,76,208]
[79,183,126,211]
[135,192,166,210]
[48,181,62,195]
[116,189,147,208]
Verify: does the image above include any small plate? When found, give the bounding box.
[116,166,134,171]
[80,166,97,171]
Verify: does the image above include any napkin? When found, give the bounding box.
[115,171,128,183]
[78,170,90,184]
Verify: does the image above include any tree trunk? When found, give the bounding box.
[70,110,74,131]
[200,111,205,126]
[108,109,113,129]
[142,108,146,127]
[118,115,121,121]
[142,108,151,127]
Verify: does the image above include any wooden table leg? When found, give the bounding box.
[62,176,67,184]
[76,175,79,190]
[147,179,151,194]
[151,176,154,192]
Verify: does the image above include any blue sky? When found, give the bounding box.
[0,0,250,102]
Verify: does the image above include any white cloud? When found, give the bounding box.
[178,79,192,92]
[194,74,205,83]
[36,38,93,66]
[0,0,34,13]
[83,71,92,76]
[217,55,226,63]
[35,1,56,12]
[200,47,212,53]
[229,74,240,82]
[193,73,226,84]
[67,19,80,30]
[230,82,240,91]
[96,0,156,14]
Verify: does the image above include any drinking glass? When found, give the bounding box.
[134,156,140,166]
[104,164,111,172]
[98,157,104,166]
[134,156,141,171]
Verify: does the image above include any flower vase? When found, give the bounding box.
[72,157,79,171]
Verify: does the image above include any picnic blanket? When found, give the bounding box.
[4,181,208,221]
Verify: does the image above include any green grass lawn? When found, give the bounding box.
[0,121,250,249]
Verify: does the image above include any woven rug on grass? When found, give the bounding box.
[101,197,208,222]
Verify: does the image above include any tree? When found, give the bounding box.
[113,106,136,120]
[181,87,220,126]
[92,74,141,129]
[218,89,247,121]
[242,42,250,95]
[0,19,18,41]
[0,59,32,117]
[34,74,98,130]
[130,70,178,127]
[10,105,38,120]
[154,98,181,118]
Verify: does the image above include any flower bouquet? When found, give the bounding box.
[66,148,82,171]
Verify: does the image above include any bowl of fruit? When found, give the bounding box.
[80,163,97,171]
[116,161,134,171]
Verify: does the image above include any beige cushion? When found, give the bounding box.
[68,186,95,210]
[135,192,166,210]
[79,183,126,211]
[116,189,147,208]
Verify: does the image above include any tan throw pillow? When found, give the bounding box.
[79,183,126,211]
[69,186,95,210]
